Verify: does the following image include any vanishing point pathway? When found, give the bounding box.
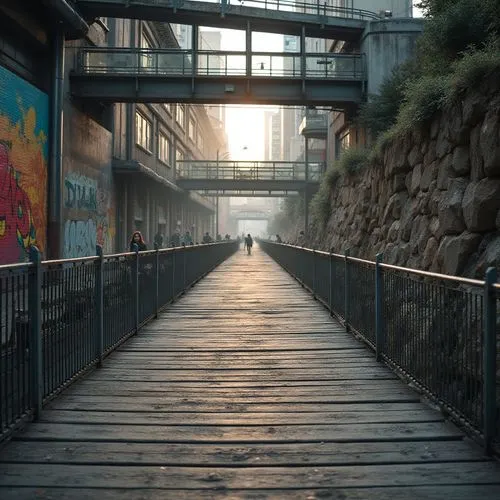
[1,245,500,499]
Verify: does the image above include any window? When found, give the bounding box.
[163,103,172,115]
[141,32,153,71]
[135,112,152,151]
[158,133,171,164]
[197,133,204,153]
[188,117,196,142]
[176,105,185,127]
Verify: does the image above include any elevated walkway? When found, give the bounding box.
[1,247,500,497]
[175,160,323,192]
[76,0,378,40]
[71,49,364,106]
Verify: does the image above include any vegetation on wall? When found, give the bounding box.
[360,0,500,146]
[274,0,500,235]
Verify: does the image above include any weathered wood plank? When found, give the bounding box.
[14,421,462,442]
[2,486,500,500]
[46,400,430,413]
[36,409,444,425]
[1,462,500,489]
[0,440,484,466]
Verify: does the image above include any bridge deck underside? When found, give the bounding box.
[70,74,363,106]
[176,178,316,191]
[1,248,500,497]
[77,0,367,40]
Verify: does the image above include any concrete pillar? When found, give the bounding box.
[361,19,423,97]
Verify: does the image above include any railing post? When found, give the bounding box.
[171,249,176,300]
[28,246,43,419]
[375,253,385,362]
[95,245,104,367]
[183,244,187,289]
[329,247,334,316]
[154,247,160,318]
[483,266,497,454]
[133,244,139,333]
[312,250,316,299]
[344,248,350,332]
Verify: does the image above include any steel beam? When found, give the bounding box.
[76,0,369,40]
[70,74,363,107]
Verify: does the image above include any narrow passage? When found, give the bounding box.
[1,245,500,499]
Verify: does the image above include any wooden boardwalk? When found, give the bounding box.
[1,245,500,499]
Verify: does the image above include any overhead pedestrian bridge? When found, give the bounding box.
[175,159,323,193]
[71,48,365,105]
[75,0,380,40]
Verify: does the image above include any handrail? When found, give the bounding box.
[257,239,499,454]
[0,241,239,442]
[75,48,366,80]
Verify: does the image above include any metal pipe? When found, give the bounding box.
[48,30,65,259]
[44,0,89,37]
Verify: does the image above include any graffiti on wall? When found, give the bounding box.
[63,173,115,258]
[64,173,98,211]
[62,106,115,259]
[0,66,48,263]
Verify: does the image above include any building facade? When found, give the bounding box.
[0,3,223,264]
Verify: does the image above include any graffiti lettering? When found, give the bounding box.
[63,218,109,258]
[64,174,97,211]
[0,144,37,261]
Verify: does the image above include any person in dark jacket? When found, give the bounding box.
[129,231,147,252]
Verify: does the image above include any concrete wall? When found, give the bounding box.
[62,108,115,257]
[361,18,424,96]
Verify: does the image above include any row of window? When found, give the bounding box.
[162,103,202,149]
[136,111,193,166]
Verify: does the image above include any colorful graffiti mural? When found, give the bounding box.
[0,66,48,263]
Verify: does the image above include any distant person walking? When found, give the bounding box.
[244,233,253,255]
[129,231,147,252]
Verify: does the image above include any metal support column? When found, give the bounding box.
[304,137,309,236]
[126,21,136,161]
[191,24,198,93]
[48,29,65,259]
[300,25,306,96]
[246,21,252,78]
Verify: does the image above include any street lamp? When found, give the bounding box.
[215,149,231,239]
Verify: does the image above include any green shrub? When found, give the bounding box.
[338,147,370,175]
[310,184,331,230]
[394,75,449,135]
[357,61,417,137]
[324,163,341,188]
[447,41,500,100]
[417,0,500,75]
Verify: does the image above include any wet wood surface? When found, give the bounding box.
[1,245,499,499]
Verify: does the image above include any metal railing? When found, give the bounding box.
[0,241,238,442]
[76,48,365,80]
[258,240,499,454]
[77,0,381,21]
[176,160,324,182]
